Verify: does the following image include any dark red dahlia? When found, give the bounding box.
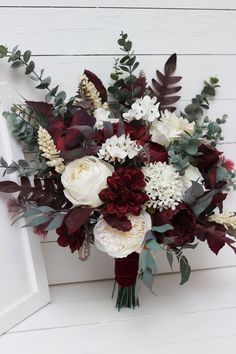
[152,203,196,248]
[99,166,149,230]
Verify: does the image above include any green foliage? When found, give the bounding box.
[183,77,220,123]
[168,136,201,173]
[1,44,74,116]
[0,156,48,178]
[108,32,146,114]
[3,109,37,150]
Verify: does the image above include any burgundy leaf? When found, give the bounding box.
[68,125,97,139]
[84,70,107,103]
[104,214,132,232]
[151,54,182,111]
[26,101,53,118]
[64,206,92,234]
[61,146,99,161]
[164,53,177,75]
[0,181,21,193]
[71,109,96,127]
[103,121,114,139]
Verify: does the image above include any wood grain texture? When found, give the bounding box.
[0,8,235,54]
[1,0,236,9]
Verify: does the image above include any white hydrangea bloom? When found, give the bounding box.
[123,95,160,123]
[150,110,195,147]
[94,108,119,129]
[97,134,142,163]
[94,211,152,258]
[142,162,185,210]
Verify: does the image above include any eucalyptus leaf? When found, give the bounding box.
[152,224,173,233]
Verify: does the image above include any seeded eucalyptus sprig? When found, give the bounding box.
[0,44,74,115]
[183,77,220,123]
[108,32,147,113]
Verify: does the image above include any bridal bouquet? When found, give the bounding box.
[0,33,236,310]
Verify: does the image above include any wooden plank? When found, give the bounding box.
[1,0,236,9]
[41,229,236,284]
[8,267,236,332]
[0,8,235,54]
[1,306,236,353]
[1,55,235,100]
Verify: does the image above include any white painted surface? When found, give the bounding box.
[0,2,235,284]
[0,268,235,353]
[0,84,50,334]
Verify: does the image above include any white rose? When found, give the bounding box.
[183,164,204,189]
[150,110,195,147]
[94,108,119,129]
[61,156,114,207]
[94,211,152,258]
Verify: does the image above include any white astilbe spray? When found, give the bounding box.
[209,212,236,231]
[97,134,142,163]
[142,162,185,210]
[37,126,65,174]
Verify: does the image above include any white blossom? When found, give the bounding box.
[61,156,114,207]
[182,164,204,189]
[94,108,119,129]
[94,211,152,258]
[37,126,65,174]
[97,134,142,163]
[123,95,160,123]
[142,161,185,210]
[150,110,195,147]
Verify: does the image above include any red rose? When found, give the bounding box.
[224,159,234,172]
[196,144,222,173]
[48,109,95,152]
[56,214,86,253]
[153,203,196,248]
[145,141,168,163]
[99,166,149,231]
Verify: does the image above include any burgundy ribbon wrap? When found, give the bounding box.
[115,252,139,287]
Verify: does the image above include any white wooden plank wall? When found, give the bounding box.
[0,1,236,284]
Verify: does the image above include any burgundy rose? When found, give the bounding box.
[153,203,196,248]
[56,214,86,253]
[48,109,95,152]
[99,166,149,230]
[144,141,168,163]
[196,144,222,173]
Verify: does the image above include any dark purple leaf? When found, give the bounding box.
[68,125,97,139]
[26,101,53,118]
[164,53,177,76]
[117,118,125,137]
[0,181,21,193]
[160,96,181,106]
[104,214,132,232]
[61,146,99,160]
[103,121,114,139]
[65,206,92,234]
[72,109,96,127]
[84,70,107,103]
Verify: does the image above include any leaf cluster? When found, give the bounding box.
[0,156,48,178]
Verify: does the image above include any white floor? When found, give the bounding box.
[1,267,236,354]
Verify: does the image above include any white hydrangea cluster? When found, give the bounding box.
[123,95,160,123]
[94,212,152,258]
[142,162,185,210]
[97,134,142,163]
[76,74,108,110]
[209,212,236,230]
[37,126,65,174]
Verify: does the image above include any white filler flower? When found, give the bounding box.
[98,134,142,163]
[123,95,160,123]
[94,108,119,129]
[61,156,114,207]
[142,162,185,210]
[150,110,195,147]
[94,211,152,258]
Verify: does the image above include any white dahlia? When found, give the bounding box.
[142,162,185,210]
[94,212,152,258]
[150,110,195,147]
[123,95,160,123]
[97,134,142,163]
